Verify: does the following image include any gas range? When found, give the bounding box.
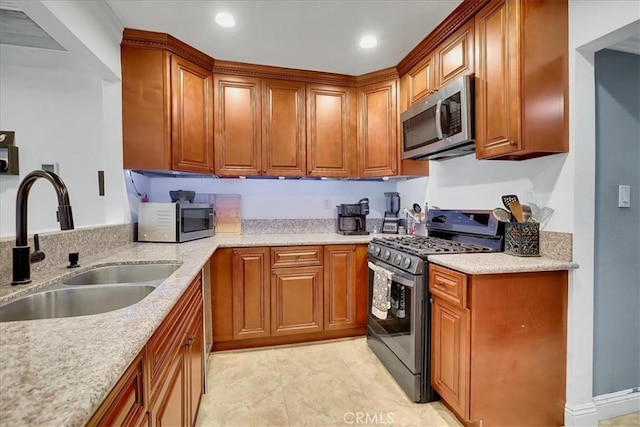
[367,209,504,274]
[368,236,494,274]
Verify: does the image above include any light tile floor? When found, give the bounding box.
[196,337,640,427]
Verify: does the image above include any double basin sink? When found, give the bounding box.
[0,263,181,322]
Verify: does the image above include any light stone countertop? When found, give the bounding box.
[428,252,578,275]
[0,233,372,427]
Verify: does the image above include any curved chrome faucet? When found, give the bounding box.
[12,170,74,285]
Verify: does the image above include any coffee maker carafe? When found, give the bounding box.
[382,192,401,234]
[336,198,369,235]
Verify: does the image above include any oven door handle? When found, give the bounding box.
[391,273,415,288]
[369,262,415,288]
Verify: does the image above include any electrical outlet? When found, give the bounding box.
[323,198,331,209]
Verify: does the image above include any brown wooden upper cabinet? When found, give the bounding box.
[474,0,568,160]
[121,29,214,173]
[357,79,398,177]
[214,75,262,176]
[214,76,307,177]
[306,84,356,177]
[433,20,475,89]
[404,54,435,107]
[262,79,307,176]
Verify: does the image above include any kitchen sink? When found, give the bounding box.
[0,285,156,322]
[63,263,181,286]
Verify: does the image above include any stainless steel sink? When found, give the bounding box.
[0,285,156,322]
[63,263,181,286]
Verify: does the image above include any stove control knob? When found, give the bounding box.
[367,245,375,254]
[374,246,381,256]
[383,250,391,260]
[394,254,402,265]
[402,257,412,269]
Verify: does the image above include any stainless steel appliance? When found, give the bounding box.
[336,198,369,235]
[382,192,401,234]
[367,209,503,403]
[138,202,214,242]
[401,75,474,161]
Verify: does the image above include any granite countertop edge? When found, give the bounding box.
[427,252,579,275]
[0,233,372,427]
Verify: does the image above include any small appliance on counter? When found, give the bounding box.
[336,198,369,235]
[382,192,401,234]
[138,202,213,242]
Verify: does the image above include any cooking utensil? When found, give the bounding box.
[522,204,532,222]
[501,194,519,211]
[170,190,195,203]
[412,203,421,213]
[509,200,524,223]
[492,207,511,222]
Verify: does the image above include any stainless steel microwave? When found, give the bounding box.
[138,202,214,243]
[400,74,474,161]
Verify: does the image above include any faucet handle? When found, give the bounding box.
[30,234,46,263]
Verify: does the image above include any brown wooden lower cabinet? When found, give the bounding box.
[212,244,368,350]
[88,273,204,427]
[429,264,568,426]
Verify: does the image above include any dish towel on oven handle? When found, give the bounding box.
[369,261,392,320]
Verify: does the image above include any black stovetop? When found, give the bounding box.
[371,235,494,258]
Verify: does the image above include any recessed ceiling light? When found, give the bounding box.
[359,35,377,49]
[215,12,235,28]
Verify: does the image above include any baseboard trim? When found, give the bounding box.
[594,388,640,421]
[565,402,598,426]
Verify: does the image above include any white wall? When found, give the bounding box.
[143,176,397,219]
[0,0,128,239]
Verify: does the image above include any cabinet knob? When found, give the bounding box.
[185,336,195,347]
[437,281,445,287]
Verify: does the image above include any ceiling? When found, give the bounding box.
[608,35,640,55]
[105,0,462,75]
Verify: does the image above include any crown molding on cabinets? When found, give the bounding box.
[121,28,214,70]
[396,0,489,77]
[213,60,357,87]
[356,67,399,87]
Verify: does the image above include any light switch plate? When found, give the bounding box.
[618,185,630,208]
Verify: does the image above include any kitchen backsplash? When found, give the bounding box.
[539,231,573,262]
[241,218,383,235]
[0,224,134,283]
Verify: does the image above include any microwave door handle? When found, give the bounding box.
[435,99,443,140]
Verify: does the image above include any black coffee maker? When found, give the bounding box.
[336,198,369,235]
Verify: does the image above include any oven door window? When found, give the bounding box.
[368,269,421,374]
[181,208,212,233]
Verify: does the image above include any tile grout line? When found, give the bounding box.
[273,348,293,427]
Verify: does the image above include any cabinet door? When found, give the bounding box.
[474,0,522,159]
[357,80,397,177]
[323,245,357,330]
[185,310,204,426]
[306,85,356,177]
[150,351,186,427]
[271,266,323,336]
[407,54,435,106]
[171,56,214,174]
[434,20,475,89]
[88,352,146,427]
[431,298,470,421]
[214,75,262,176]
[122,47,171,170]
[232,248,271,339]
[262,79,306,176]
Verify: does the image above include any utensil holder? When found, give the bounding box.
[505,222,540,257]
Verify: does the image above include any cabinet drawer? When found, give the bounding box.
[271,246,323,268]
[429,264,467,308]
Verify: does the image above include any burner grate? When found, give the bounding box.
[372,236,492,257]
